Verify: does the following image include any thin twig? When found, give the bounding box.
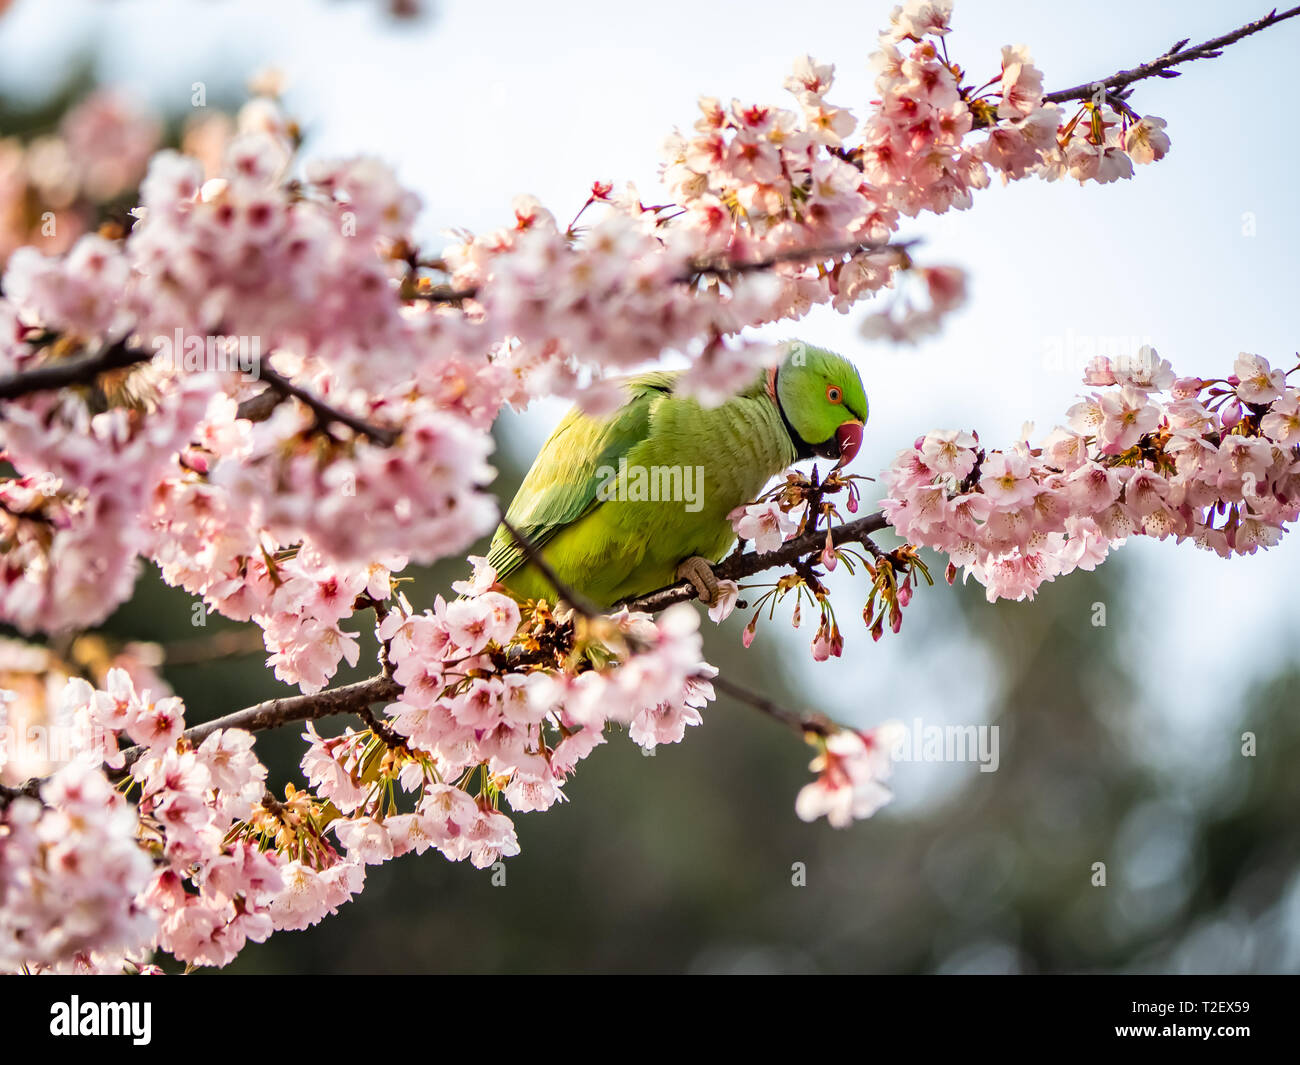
[710,673,833,737]
[499,516,599,618]
[160,628,267,666]
[1043,5,1300,108]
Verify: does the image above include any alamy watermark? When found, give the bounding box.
[594,459,705,513]
[888,718,1000,773]
[1042,329,1157,379]
[1,714,117,772]
[50,997,151,1045]
[153,329,262,379]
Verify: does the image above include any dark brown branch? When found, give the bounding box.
[256,363,398,446]
[0,335,399,446]
[0,777,43,811]
[710,673,833,737]
[620,509,890,613]
[408,282,477,304]
[116,674,401,773]
[1043,5,1300,108]
[356,704,406,748]
[234,386,286,423]
[684,239,914,283]
[0,339,150,402]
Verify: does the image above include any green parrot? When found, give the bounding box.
[486,341,868,609]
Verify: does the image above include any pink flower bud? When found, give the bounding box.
[180,448,210,473]
[1221,400,1243,429]
[811,631,832,660]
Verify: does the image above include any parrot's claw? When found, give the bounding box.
[676,556,721,607]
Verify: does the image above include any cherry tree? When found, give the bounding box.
[1,1,1297,972]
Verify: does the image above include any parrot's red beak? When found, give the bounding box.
[834,421,863,467]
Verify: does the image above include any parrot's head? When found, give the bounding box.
[773,342,869,468]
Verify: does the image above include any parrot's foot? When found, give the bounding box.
[676,555,722,606]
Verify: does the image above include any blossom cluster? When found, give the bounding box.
[722,465,930,653]
[0,762,155,973]
[0,344,216,634]
[1,108,498,641]
[0,667,372,972]
[304,573,718,870]
[883,349,1300,601]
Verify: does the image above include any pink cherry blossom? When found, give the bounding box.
[732,499,798,551]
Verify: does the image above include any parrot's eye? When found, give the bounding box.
[826,385,843,404]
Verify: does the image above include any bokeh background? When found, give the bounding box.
[2,0,1298,972]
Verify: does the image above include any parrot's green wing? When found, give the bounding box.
[486,371,678,582]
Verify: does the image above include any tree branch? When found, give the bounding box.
[0,336,400,446]
[355,703,407,748]
[116,674,401,773]
[1043,5,1300,108]
[409,239,915,304]
[619,510,890,613]
[0,777,43,810]
[234,386,286,423]
[683,239,914,283]
[0,338,150,402]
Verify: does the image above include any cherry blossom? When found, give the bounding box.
[884,349,1300,602]
[795,723,906,828]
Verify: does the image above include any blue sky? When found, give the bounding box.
[2,0,1297,809]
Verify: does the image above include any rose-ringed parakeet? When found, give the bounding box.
[487,342,868,608]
